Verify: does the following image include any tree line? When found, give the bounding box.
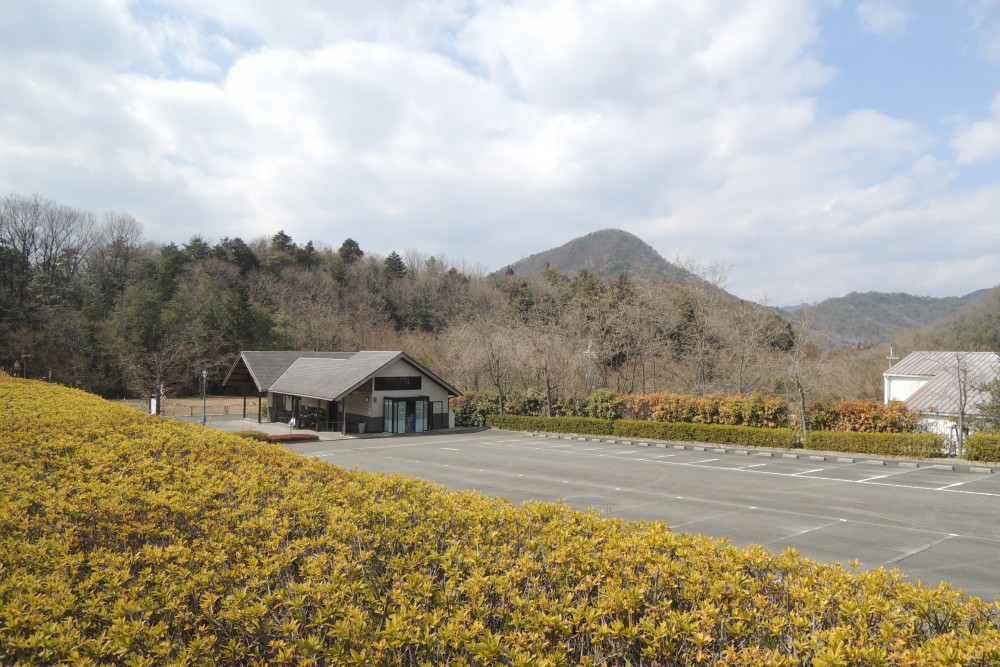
[2,192,901,419]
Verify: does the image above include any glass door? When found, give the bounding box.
[395,400,407,433]
[415,398,426,433]
[383,398,395,433]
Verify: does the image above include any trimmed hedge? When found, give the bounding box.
[486,414,613,435]
[966,434,1000,462]
[613,419,799,449]
[804,430,944,458]
[6,374,1000,665]
[487,414,797,448]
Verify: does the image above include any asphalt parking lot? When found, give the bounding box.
[283,428,1000,600]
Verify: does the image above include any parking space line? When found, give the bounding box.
[884,534,959,565]
[765,519,846,544]
[422,438,1000,499]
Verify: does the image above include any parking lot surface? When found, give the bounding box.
[284,429,1000,600]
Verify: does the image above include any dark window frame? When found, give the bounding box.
[374,376,422,391]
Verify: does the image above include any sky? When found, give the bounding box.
[3,0,1000,305]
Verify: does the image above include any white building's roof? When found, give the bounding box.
[885,351,999,416]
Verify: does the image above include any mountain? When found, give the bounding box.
[794,290,988,346]
[913,286,1000,350]
[499,229,702,285]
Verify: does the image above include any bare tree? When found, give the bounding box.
[780,309,833,442]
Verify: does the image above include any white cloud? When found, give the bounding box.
[1,0,999,305]
[966,0,1000,63]
[856,0,913,37]
[953,93,1000,163]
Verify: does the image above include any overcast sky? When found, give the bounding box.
[3,1,1000,305]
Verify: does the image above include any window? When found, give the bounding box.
[374,376,422,391]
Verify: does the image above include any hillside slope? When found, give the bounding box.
[913,285,1000,350]
[3,374,999,665]
[799,290,988,346]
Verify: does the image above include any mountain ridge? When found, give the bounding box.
[497,228,997,349]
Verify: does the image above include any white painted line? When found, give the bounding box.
[746,463,768,468]
[859,474,892,482]
[440,447,459,451]
[936,481,968,490]
[794,468,826,476]
[769,519,844,542]
[884,534,958,565]
[691,458,719,464]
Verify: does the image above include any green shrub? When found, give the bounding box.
[5,374,1000,666]
[966,434,1000,462]
[268,433,320,443]
[232,430,271,442]
[451,391,501,427]
[486,414,797,448]
[578,388,622,420]
[613,419,798,448]
[804,430,944,458]
[486,414,613,436]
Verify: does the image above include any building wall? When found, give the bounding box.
[340,359,454,431]
[885,376,929,403]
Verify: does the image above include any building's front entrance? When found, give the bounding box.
[383,396,431,433]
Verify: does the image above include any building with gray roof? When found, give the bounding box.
[884,351,999,446]
[224,350,461,434]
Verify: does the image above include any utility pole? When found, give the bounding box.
[201,369,208,426]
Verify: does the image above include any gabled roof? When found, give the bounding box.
[270,352,402,401]
[886,351,999,416]
[225,350,462,400]
[224,351,354,392]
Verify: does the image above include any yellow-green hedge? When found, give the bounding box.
[966,433,1000,462]
[486,414,798,449]
[486,414,614,435]
[804,430,945,458]
[3,373,999,666]
[612,419,798,449]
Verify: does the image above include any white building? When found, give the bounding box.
[883,351,999,441]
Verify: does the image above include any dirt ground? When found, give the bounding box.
[115,396,265,418]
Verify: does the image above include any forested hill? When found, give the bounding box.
[914,285,1000,351]
[500,229,703,285]
[3,191,996,405]
[798,290,988,346]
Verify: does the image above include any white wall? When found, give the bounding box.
[885,376,928,403]
[369,359,452,420]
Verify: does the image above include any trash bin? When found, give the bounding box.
[357,422,366,434]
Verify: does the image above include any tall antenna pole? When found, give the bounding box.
[886,346,899,369]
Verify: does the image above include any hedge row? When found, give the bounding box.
[486,415,798,449]
[966,434,1000,462]
[4,374,1000,665]
[485,414,613,435]
[804,430,945,458]
[613,419,798,449]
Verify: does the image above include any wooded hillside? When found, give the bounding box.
[2,192,996,407]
